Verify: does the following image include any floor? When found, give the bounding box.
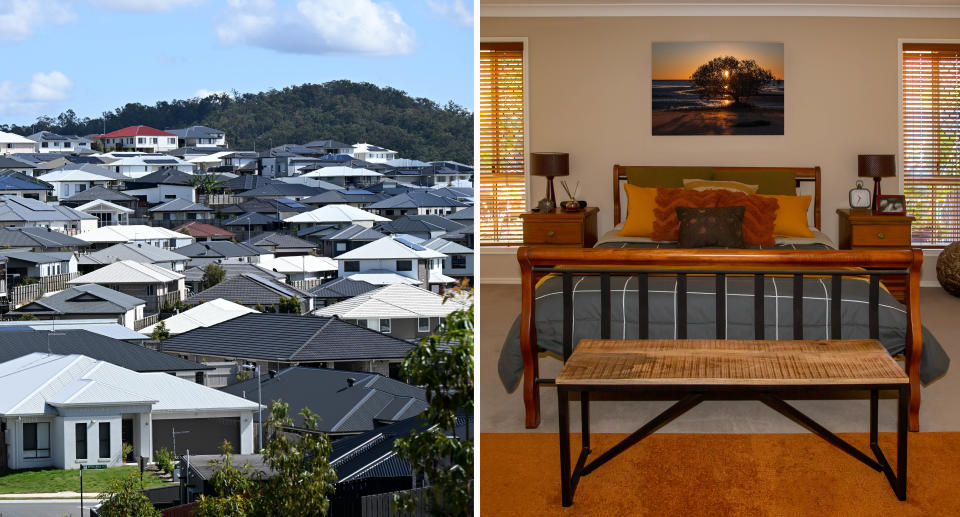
[478,284,960,434]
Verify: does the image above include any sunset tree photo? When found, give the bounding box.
[690,56,776,106]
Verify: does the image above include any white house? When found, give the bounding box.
[165,126,228,148]
[334,236,454,291]
[0,131,38,155]
[94,126,179,153]
[284,204,389,229]
[422,237,473,284]
[0,353,259,470]
[75,199,134,227]
[0,195,98,234]
[105,155,195,179]
[26,132,93,153]
[299,166,382,188]
[75,225,195,250]
[37,169,116,199]
[67,260,186,314]
[258,255,338,282]
[351,143,398,163]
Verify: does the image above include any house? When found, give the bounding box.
[174,240,268,266]
[303,139,354,156]
[351,143,398,163]
[142,298,257,336]
[221,367,427,435]
[284,204,389,230]
[258,255,338,283]
[221,212,279,241]
[299,165,383,188]
[0,131,38,154]
[365,191,468,218]
[105,154,195,179]
[67,260,186,314]
[218,198,311,222]
[242,232,316,256]
[0,226,88,254]
[181,263,285,294]
[37,168,116,200]
[6,284,146,328]
[0,195,98,234]
[172,222,236,241]
[308,277,378,308]
[184,274,313,313]
[0,156,39,177]
[74,199,134,227]
[77,242,189,273]
[0,171,54,201]
[161,312,416,376]
[0,319,147,344]
[94,126,179,153]
[440,223,474,248]
[0,250,77,284]
[0,352,259,470]
[122,166,196,203]
[314,283,467,340]
[301,189,388,208]
[318,224,385,257]
[446,206,474,226]
[148,198,214,226]
[166,126,228,148]
[375,214,467,241]
[59,185,139,210]
[235,182,322,201]
[335,236,453,291]
[75,224,194,250]
[422,237,473,285]
[27,132,93,153]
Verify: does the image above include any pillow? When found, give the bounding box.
[761,194,815,238]
[676,206,745,248]
[683,178,759,194]
[619,184,658,237]
[625,166,713,188]
[651,187,722,242]
[711,169,797,196]
[714,190,779,246]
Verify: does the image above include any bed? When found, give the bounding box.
[499,165,950,430]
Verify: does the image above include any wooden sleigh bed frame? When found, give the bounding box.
[517,165,924,431]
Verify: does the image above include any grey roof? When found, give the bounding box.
[441,223,474,240]
[376,214,465,235]
[162,312,416,362]
[236,183,323,198]
[320,224,385,242]
[0,156,37,169]
[221,367,426,432]
[175,240,265,259]
[308,277,378,299]
[0,226,90,249]
[303,139,351,149]
[366,191,468,210]
[225,175,279,192]
[79,242,188,265]
[243,232,316,250]
[295,224,339,238]
[7,283,145,316]
[165,126,224,139]
[129,167,194,186]
[61,185,137,203]
[301,190,388,205]
[446,206,475,221]
[185,274,312,306]
[148,198,213,213]
[222,212,278,226]
[0,329,210,372]
[48,163,125,180]
[182,263,285,283]
[0,249,73,264]
[0,196,96,223]
[220,198,311,215]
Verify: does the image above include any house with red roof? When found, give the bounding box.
[172,222,236,241]
[93,126,178,153]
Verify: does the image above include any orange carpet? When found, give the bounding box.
[479,432,960,516]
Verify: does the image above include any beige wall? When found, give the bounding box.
[479,15,960,283]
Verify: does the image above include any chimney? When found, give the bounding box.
[346,377,356,387]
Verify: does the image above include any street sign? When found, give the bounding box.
[82,464,106,470]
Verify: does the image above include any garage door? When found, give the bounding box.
[152,417,240,455]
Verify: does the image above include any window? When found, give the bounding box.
[64,142,71,148]
[344,260,360,272]
[452,255,467,269]
[480,41,526,245]
[23,422,50,458]
[169,138,176,144]
[355,319,367,328]
[380,318,391,334]
[335,242,346,252]
[418,318,430,333]
[99,422,110,458]
[145,284,155,295]
[902,43,960,246]
[76,423,87,460]
[396,260,413,271]
[41,142,48,148]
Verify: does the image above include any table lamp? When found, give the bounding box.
[858,154,896,213]
[531,152,569,212]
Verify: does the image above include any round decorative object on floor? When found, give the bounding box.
[936,242,960,296]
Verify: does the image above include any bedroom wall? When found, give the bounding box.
[479,15,960,283]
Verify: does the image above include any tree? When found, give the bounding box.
[277,296,301,314]
[97,473,162,517]
[689,56,775,106]
[202,263,227,289]
[194,441,257,517]
[393,282,473,516]
[150,320,170,341]
[189,174,226,195]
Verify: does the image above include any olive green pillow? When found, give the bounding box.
[625,166,713,189]
[710,169,797,196]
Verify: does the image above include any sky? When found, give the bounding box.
[0,0,474,126]
[652,42,784,81]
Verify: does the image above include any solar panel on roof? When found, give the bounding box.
[277,199,307,208]
[143,159,178,164]
[395,237,426,251]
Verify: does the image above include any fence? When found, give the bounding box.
[134,313,159,331]
[7,272,81,309]
[360,487,429,517]
[199,194,243,206]
[290,278,324,291]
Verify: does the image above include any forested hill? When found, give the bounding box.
[2,81,473,164]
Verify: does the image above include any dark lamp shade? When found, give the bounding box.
[531,152,569,177]
[858,155,896,178]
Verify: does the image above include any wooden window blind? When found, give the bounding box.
[480,41,525,245]
[903,43,960,247]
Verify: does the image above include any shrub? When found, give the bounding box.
[154,447,174,474]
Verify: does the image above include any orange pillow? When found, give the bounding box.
[761,195,815,238]
[714,191,779,246]
[651,188,722,242]
[619,184,658,237]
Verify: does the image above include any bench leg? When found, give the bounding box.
[581,392,590,453]
[559,387,572,506]
[909,387,920,432]
[897,385,908,500]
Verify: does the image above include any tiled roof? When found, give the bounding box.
[95,125,176,138]
[181,263,285,283]
[242,231,316,250]
[8,283,145,316]
[185,274,311,306]
[78,242,187,266]
[172,222,236,238]
[0,226,90,249]
[376,214,465,235]
[175,240,265,258]
[366,191,468,210]
[148,198,213,212]
[62,185,137,203]
[221,212,279,226]
[128,167,194,185]
[308,277,378,299]
[236,183,322,198]
[319,224,385,242]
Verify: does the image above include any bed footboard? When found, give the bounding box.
[517,247,924,431]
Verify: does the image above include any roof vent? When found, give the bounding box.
[346,377,356,387]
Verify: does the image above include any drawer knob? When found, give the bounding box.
[547,231,555,237]
[877,232,885,239]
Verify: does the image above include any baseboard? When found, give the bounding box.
[921,280,940,288]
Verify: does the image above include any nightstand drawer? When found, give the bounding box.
[851,224,911,247]
[524,222,582,245]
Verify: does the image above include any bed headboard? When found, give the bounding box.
[612,165,822,230]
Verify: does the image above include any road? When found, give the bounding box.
[0,499,99,517]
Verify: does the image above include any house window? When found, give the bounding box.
[41,142,48,148]
[902,43,960,246]
[396,260,412,271]
[335,242,346,252]
[99,422,110,458]
[418,318,430,333]
[75,423,87,460]
[138,137,145,144]
[146,284,155,295]
[151,137,158,144]
[480,41,526,245]
[64,142,72,148]
[22,422,50,458]
[355,319,367,328]
[452,255,467,269]
[169,138,176,145]
[380,318,391,334]
[344,261,360,272]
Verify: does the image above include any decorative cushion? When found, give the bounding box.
[711,169,797,196]
[651,188,722,242]
[676,206,745,248]
[714,191,779,246]
[937,242,960,297]
[683,178,759,194]
[761,194,815,238]
[625,166,713,188]
[619,184,658,237]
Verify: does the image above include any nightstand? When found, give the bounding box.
[837,208,914,304]
[521,207,599,247]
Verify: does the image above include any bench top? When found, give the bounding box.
[555,339,909,387]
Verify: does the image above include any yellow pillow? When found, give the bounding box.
[761,195,815,238]
[619,184,658,237]
[682,178,759,194]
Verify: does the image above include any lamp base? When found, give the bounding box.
[872,177,883,214]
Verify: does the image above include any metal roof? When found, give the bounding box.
[62,185,138,203]
[79,242,188,265]
[313,284,466,319]
[284,204,389,224]
[221,211,278,226]
[75,199,135,214]
[0,319,147,341]
[242,232,316,250]
[335,236,446,260]
[319,224,385,242]
[376,214,465,235]
[421,237,473,255]
[68,260,184,284]
[259,255,338,274]
[301,166,382,178]
[8,283,145,316]
[148,198,213,212]
[142,298,258,335]
[0,226,90,249]
[165,126,224,139]
[75,224,193,243]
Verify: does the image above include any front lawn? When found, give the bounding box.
[0,465,173,494]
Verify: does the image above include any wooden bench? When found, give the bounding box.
[555,338,910,507]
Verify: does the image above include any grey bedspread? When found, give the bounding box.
[498,268,950,391]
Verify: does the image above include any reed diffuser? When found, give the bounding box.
[560,180,581,212]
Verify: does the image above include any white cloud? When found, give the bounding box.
[85,0,205,12]
[0,0,75,41]
[0,71,74,116]
[194,88,227,98]
[427,0,472,28]
[217,0,415,56]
